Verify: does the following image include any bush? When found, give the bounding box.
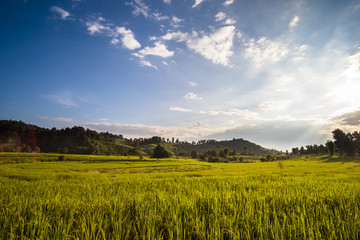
[152,145,171,158]
[58,155,66,161]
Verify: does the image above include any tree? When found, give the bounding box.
[220,148,229,158]
[243,146,248,154]
[152,144,171,158]
[332,129,347,155]
[300,146,305,155]
[352,131,360,156]
[190,150,198,159]
[345,133,356,157]
[326,140,335,156]
[332,129,356,157]
[292,147,299,155]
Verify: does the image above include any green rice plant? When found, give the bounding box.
[0,154,359,239]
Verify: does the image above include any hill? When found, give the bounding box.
[172,139,279,155]
[0,120,280,156]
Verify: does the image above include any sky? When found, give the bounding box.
[1,0,360,151]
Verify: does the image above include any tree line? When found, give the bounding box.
[291,129,360,157]
[331,129,360,156]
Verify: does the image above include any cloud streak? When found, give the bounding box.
[49,6,70,20]
[39,116,74,122]
[169,106,193,112]
[84,121,230,140]
[45,92,79,107]
[223,0,234,6]
[192,0,206,8]
[127,0,168,21]
[85,16,141,50]
[289,16,299,30]
[184,92,202,100]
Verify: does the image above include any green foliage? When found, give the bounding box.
[1,121,281,157]
[332,129,360,157]
[326,140,335,156]
[0,120,134,156]
[190,150,198,159]
[175,138,280,156]
[0,155,359,239]
[152,144,171,158]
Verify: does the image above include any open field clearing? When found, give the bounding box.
[1,153,360,239]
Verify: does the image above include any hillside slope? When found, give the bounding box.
[0,120,280,156]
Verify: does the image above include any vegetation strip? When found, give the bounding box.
[1,154,359,239]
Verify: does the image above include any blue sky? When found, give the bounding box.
[1,0,360,150]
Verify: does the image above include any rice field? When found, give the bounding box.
[0,153,359,239]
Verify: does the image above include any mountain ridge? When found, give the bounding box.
[0,120,281,156]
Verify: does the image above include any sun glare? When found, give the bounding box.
[331,51,360,111]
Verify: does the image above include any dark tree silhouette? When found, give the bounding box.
[332,129,348,156]
[152,144,171,158]
[326,140,335,156]
[190,150,198,159]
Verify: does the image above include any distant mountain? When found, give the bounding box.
[0,120,280,156]
[171,139,280,156]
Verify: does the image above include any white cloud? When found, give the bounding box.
[84,122,230,140]
[169,106,193,112]
[215,12,226,22]
[192,0,205,8]
[85,17,141,50]
[172,16,183,23]
[224,0,234,6]
[45,92,79,107]
[111,38,120,45]
[197,108,260,119]
[132,52,143,59]
[291,45,308,62]
[39,116,74,122]
[216,109,259,118]
[215,12,236,25]
[140,60,158,69]
[162,31,191,42]
[153,12,169,21]
[243,37,289,67]
[161,26,236,66]
[49,6,70,20]
[289,15,300,30]
[208,119,328,151]
[184,92,202,100]
[115,27,141,50]
[171,16,184,28]
[85,17,110,35]
[225,18,236,25]
[137,41,174,58]
[127,0,150,18]
[258,100,289,111]
[163,0,171,3]
[188,81,198,87]
[186,26,236,66]
[127,0,168,21]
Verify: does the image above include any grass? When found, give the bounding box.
[0,153,360,239]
